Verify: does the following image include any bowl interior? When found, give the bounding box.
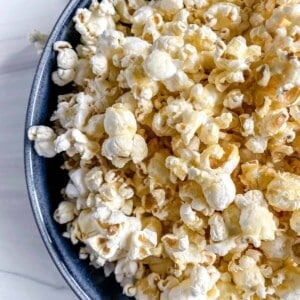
[24,0,130,299]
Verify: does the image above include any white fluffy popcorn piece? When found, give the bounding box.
[52,41,78,86]
[235,190,277,247]
[163,70,194,92]
[55,129,100,160]
[165,155,188,181]
[188,145,240,211]
[101,134,147,167]
[73,1,116,45]
[82,205,142,261]
[84,167,103,192]
[129,228,158,260]
[52,68,75,87]
[191,171,236,211]
[74,58,93,86]
[97,29,125,59]
[98,182,133,210]
[215,36,261,69]
[180,203,205,233]
[90,54,108,77]
[84,114,105,139]
[208,213,228,242]
[240,114,255,137]
[54,201,76,224]
[191,83,223,116]
[261,235,292,260]
[54,41,78,69]
[165,98,206,144]
[229,254,267,299]
[65,168,89,199]
[123,37,150,58]
[245,136,269,154]
[168,265,220,300]
[257,108,289,137]
[160,0,183,14]
[28,125,57,158]
[153,36,184,57]
[223,89,244,110]
[204,2,241,30]
[102,103,147,167]
[179,180,214,216]
[101,135,134,166]
[131,134,148,163]
[206,238,239,257]
[162,233,203,271]
[104,103,137,136]
[143,49,177,81]
[114,258,138,293]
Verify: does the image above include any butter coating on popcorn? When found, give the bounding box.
[28,0,300,299]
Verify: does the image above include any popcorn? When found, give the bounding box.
[163,70,194,92]
[102,103,148,167]
[52,42,78,86]
[261,235,293,260]
[188,145,240,211]
[266,172,300,211]
[27,125,57,158]
[235,190,277,247]
[66,168,89,199]
[223,89,244,110]
[245,135,269,154]
[84,114,105,139]
[55,129,100,160]
[28,0,300,299]
[160,0,184,14]
[90,54,108,77]
[167,265,220,300]
[54,201,76,224]
[73,1,116,45]
[229,254,267,299]
[54,42,78,69]
[143,49,177,81]
[204,2,241,30]
[180,203,205,233]
[208,213,228,242]
[162,230,204,271]
[206,237,239,257]
[129,228,158,260]
[179,180,214,216]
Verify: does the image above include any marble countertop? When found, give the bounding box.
[0,0,75,299]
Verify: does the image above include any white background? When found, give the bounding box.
[0,0,75,299]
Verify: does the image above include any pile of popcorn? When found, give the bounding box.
[28,0,300,298]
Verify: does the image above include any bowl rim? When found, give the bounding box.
[24,0,91,299]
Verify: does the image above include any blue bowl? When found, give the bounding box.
[24,1,130,299]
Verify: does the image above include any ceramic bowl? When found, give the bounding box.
[24,1,129,299]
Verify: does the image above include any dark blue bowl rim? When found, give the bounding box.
[24,0,91,299]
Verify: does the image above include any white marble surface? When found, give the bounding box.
[0,1,75,299]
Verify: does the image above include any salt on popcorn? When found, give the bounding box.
[28,0,300,299]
